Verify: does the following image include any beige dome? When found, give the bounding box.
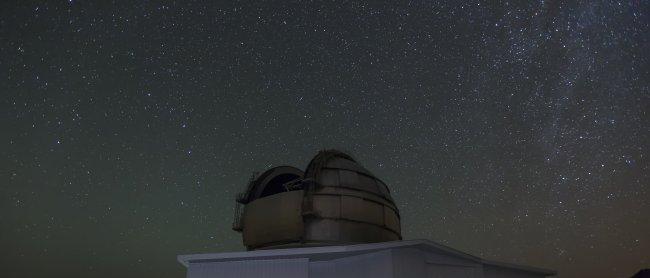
[233,150,401,250]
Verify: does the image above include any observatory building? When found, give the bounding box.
[178,150,556,278]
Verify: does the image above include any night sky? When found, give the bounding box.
[1,1,648,278]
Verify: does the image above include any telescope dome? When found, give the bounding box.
[233,150,401,250]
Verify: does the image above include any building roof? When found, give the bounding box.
[178,239,556,276]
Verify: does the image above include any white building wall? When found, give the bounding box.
[483,265,547,278]
[310,250,393,278]
[392,247,484,278]
[187,258,308,278]
[180,240,553,278]
[427,264,483,278]
[392,248,427,277]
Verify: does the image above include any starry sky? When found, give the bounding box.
[1,1,648,278]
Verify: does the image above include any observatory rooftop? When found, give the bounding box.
[178,239,556,278]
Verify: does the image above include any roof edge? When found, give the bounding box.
[177,254,189,267]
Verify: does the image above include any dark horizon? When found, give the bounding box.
[1,1,647,278]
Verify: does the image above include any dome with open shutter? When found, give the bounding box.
[232,150,401,250]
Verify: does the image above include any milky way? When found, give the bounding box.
[1,1,647,277]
